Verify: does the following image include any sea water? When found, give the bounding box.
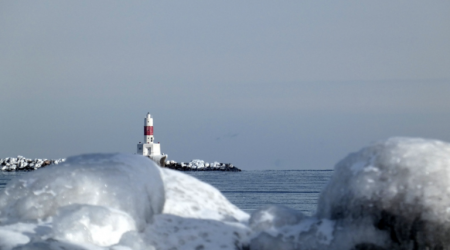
[0,170,332,216]
[187,170,333,215]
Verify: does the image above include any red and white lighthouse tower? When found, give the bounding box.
[137,112,167,166]
[144,113,154,144]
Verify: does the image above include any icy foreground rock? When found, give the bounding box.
[317,137,450,249]
[0,153,251,249]
[250,137,450,250]
[0,154,165,231]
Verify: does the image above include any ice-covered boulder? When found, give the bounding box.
[160,168,249,222]
[138,214,251,250]
[0,154,253,250]
[249,137,450,250]
[317,137,450,249]
[0,153,165,232]
[53,204,137,246]
[249,205,346,250]
[249,205,307,233]
[191,159,205,169]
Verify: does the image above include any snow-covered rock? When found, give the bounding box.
[140,214,251,250]
[0,153,251,250]
[316,137,450,249]
[160,168,249,222]
[249,137,450,250]
[53,204,137,246]
[190,159,205,169]
[164,159,241,171]
[0,156,65,171]
[0,153,165,232]
[249,205,307,233]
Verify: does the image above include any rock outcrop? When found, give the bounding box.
[1,156,241,172]
[0,156,65,171]
[164,159,241,171]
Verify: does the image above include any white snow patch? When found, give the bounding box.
[160,168,249,222]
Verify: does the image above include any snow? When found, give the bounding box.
[140,214,251,250]
[249,205,307,232]
[0,156,65,171]
[249,206,337,250]
[160,168,249,222]
[0,153,165,249]
[53,204,137,246]
[0,153,165,231]
[2,137,450,249]
[0,228,30,249]
[317,137,450,249]
[0,153,251,249]
[190,159,205,169]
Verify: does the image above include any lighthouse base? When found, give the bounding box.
[149,154,168,167]
[137,142,167,167]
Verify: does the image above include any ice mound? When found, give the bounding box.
[249,206,338,250]
[139,214,251,250]
[316,137,450,249]
[53,204,136,246]
[111,168,252,250]
[249,205,307,232]
[0,153,165,249]
[0,228,30,249]
[250,137,450,250]
[0,153,253,249]
[160,168,249,222]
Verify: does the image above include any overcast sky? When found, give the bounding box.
[1,1,449,170]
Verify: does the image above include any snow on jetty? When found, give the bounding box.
[164,159,241,171]
[0,156,240,172]
[0,155,64,171]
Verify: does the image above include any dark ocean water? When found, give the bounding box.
[187,170,333,215]
[0,170,333,216]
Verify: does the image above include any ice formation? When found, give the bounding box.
[1,137,450,249]
[160,168,249,222]
[251,137,450,250]
[0,153,165,248]
[317,137,450,249]
[0,153,251,249]
[0,153,164,230]
[0,156,65,171]
[140,214,251,250]
[249,205,338,250]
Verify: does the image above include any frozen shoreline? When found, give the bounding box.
[1,137,450,249]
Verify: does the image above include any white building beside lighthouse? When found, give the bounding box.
[137,113,167,166]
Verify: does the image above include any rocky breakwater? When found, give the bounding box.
[0,155,65,171]
[164,159,241,171]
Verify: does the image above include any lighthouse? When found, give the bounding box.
[137,113,167,166]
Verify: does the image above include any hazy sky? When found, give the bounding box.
[1,1,449,170]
